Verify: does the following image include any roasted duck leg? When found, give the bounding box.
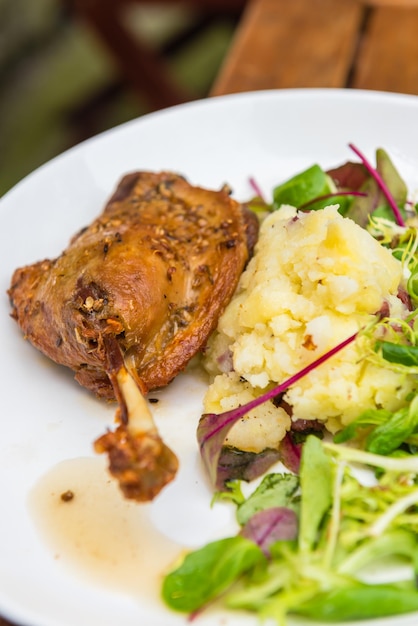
[8,171,258,501]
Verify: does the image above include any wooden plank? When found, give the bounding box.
[366,0,418,6]
[211,0,364,96]
[352,4,418,94]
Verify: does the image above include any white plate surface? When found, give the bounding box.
[1,89,418,626]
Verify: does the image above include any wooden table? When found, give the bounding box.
[211,0,418,97]
[1,1,418,625]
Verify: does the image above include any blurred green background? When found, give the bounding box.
[0,0,242,196]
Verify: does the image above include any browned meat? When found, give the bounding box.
[8,171,258,501]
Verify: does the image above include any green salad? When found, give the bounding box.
[162,145,418,625]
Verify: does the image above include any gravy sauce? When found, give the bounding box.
[28,456,183,604]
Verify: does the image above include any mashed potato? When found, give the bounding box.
[203,205,416,452]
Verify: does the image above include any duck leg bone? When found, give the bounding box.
[94,337,178,501]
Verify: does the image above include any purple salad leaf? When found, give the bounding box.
[216,446,282,489]
[278,433,302,474]
[197,332,357,489]
[326,161,368,191]
[240,507,298,556]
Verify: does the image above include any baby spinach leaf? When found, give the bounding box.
[161,535,264,612]
[298,436,333,553]
[272,164,333,210]
[296,583,418,621]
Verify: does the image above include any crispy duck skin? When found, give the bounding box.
[8,171,258,501]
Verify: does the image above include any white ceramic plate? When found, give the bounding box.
[1,89,418,626]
